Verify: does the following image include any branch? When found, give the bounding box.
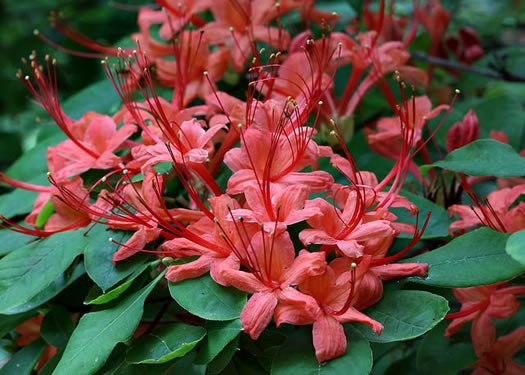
[410,51,525,83]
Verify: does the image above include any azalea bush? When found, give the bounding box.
[1,0,525,374]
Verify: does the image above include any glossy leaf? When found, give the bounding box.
[0,229,88,314]
[0,175,48,219]
[5,133,64,181]
[403,228,525,287]
[271,326,372,375]
[167,351,206,375]
[41,306,75,351]
[51,270,166,375]
[84,226,151,292]
[169,274,247,321]
[37,351,63,375]
[392,190,451,239]
[351,290,449,343]
[195,319,243,364]
[207,335,240,375]
[5,261,85,314]
[0,228,33,256]
[424,139,525,177]
[506,229,525,266]
[84,262,152,305]
[0,338,47,375]
[416,321,477,375]
[0,311,34,338]
[126,323,206,364]
[63,79,121,119]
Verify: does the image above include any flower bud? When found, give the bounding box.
[446,109,480,153]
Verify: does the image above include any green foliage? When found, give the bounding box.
[52,270,167,375]
[506,229,525,266]
[195,319,243,365]
[404,228,525,287]
[126,323,206,364]
[0,338,46,375]
[272,327,372,375]
[351,290,449,343]
[169,274,247,321]
[424,140,525,177]
[416,321,478,375]
[0,229,89,313]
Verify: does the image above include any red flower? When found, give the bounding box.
[445,282,525,357]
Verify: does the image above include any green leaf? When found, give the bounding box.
[5,133,65,181]
[344,0,364,15]
[351,290,449,343]
[169,274,246,321]
[0,229,89,314]
[5,260,85,314]
[37,351,63,375]
[62,80,121,119]
[0,228,34,256]
[0,338,47,375]
[506,229,525,266]
[238,330,287,372]
[167,351,206,375]
[403,228,525,287]
[424,139,525,177]
[51,270,166,375]
[126,323,206,364]
[41,306,75,350]
[271,326,372,375]
[416,321,477,375]
[196,319,243,364]
[433,95,525,151]
[84,262,152,305]
[0,175,48,219]
[0,311,34,338]
[207,335,240,375]
[392,191,451,239]
[84,227,151,292]
[35,353,61,375]
[153,162,172,175]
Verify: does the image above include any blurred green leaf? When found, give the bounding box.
[0,311,34,338]
[506,229,525,266]
[0,228,34,256]
[0,175,48,219]
[41,306,75,351]
[0,338,46,375]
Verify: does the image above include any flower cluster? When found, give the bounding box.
[1,0,523,372]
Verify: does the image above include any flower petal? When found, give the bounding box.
[312,313,347,362]
[240,291,278,339]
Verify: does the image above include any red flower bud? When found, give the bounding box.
[446,109,480,152]
[459,27,481,47]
